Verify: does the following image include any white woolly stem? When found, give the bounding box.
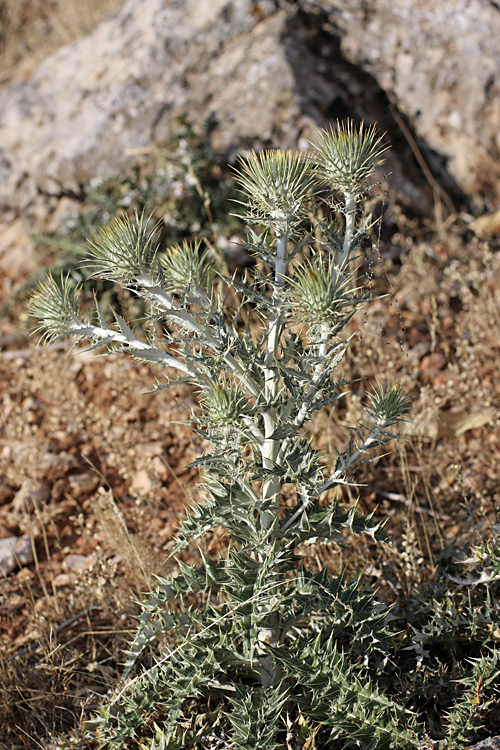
[148,284,260,399]
[260,229,289,532]
[317,426,382,496]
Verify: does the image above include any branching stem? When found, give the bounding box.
[260,229,289,532]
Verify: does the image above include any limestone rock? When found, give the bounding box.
[0,0,437,231]
[0,0,498,242]
[0,0,282,222]
[303,0,500,202]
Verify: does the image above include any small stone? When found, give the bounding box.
[64,553,95,572]
[130,469,157,496]
[151,456,166,478]
[0,535,34,575]
[53,573,71,587]
[472,209,500,238]
[420,352,447,384]
[12,478,50,513]
[134,441,164,460]
[465,737,500,750]
[36,451,79,481]
[68,473,100,497]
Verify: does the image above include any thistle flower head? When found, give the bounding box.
[288,255,353,325]
[28,273,82,344]
[313,121,388,196]
[86,212,161,285]
[365,381,411,427]
[201,379,250,425]
[160,239,214,296]
[233,149,315,234]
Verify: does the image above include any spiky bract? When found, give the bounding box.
[161,239,214,296]
[201,378,250,425]
[365,381,411,427]
[234,149,315,233]
[287,255,355,325]
[28,273,83,344]
[314,120,388,196]
[86,212,161,284]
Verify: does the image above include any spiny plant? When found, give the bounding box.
[8,117,237,325]
[30,121,423,749]
[391,536,500,747]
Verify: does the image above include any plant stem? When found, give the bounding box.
[149,283,261,398]
[340,191,356,266]
[260,230,289,533]
[317,425,382,496]
[73,321,195,376]
[292,321,332,429]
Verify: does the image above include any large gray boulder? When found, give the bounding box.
[308,0,500,205]
[0,0,499,255]
[0,0,286,216]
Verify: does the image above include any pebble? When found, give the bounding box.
[36,451,78,480]
[64,553,95,572]
[466,739,500,750]
[130,469,158,496]
[68,473,100,497]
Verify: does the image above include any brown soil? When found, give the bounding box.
[0,9,499,736]
[0,325,206,748]
[1,214,499,748]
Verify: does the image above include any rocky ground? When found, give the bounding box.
[1,1,500,748]
[1,183,500,748]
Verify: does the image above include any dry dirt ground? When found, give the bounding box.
[1,4,500,748]
[1,210,500,749]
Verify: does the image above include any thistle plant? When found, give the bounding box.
[29,122,419,749]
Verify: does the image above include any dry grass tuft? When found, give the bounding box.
[93,488,163,594]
